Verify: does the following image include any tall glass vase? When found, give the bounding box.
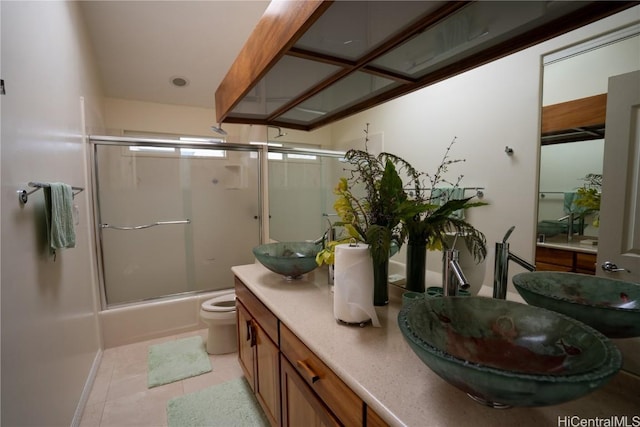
[372,258,389,306]
[405,242,427,293]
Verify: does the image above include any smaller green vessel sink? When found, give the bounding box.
[252,242,321,280]
[513,272,640,338]
[398,297,621,408]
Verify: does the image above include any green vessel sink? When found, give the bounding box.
[398,296,621,408]
[513,272,640,338]
[252,242,321,280]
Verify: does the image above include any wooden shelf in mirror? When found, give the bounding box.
[541,93,607,145]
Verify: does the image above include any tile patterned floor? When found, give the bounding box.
[79,329,244,427]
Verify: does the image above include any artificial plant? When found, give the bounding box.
[401,137,488,263]
[575,173,602,227]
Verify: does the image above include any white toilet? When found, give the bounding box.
[199,290,238,355]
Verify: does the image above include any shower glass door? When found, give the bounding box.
[94,141,260,307]
[268,147,346,242]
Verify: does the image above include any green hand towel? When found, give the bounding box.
[44,182,76,255]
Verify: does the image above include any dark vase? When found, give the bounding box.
[405,242,427,293]
[372,257,389,306]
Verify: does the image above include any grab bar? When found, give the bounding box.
[100,219,191,230]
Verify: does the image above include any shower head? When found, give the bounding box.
[211,123,228,136]
[268,126,287,139]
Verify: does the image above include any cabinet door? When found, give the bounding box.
[236,302,255,390]
[280,324,363,426]
[255,322,280,427]
[535,247,574,270]
[575,252,597,274]
[281,355,341,427]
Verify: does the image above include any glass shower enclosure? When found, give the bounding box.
[267,146,347,243]
[91,136,261,307]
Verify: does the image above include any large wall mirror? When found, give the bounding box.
[539,25,640,376]
[537,25,640,274]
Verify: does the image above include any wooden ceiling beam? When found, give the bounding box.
[215,0,332,123]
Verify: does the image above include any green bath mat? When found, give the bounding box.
[167,377,269,427]
[147,336,212,388]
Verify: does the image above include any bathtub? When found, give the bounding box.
[99,289,233,348]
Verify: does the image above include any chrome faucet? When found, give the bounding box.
[313,217,337,285]
[443,249,470,296]
[493,226,536,299]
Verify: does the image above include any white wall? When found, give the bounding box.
[1,2,104,425]
[543,34,640,105]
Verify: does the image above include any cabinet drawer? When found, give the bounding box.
[575,252,597,273]
[280,323,363,427]
[535,261,573,272]
[235,277,279,344]
[536,246,574,268]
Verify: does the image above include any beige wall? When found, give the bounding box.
[1,2,104,425]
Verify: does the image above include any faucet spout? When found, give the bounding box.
[450,260,470,290]
[509,251,536,272]
[443,249,470,296]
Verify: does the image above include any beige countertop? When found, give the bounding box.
[232,263,639,427]
[537,237,598,254]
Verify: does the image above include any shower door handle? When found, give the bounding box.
[100,219,191,230]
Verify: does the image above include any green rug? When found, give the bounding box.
[147,336,212,388]
[167,377,269,427]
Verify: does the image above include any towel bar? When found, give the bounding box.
[100,219,191,230]
[404,186,485,199]
[18,182,84,205]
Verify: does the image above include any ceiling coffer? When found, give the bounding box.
[215,0,635,131]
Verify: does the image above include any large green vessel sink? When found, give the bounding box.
[398,297,621,408]
[252,242,321,280]
[513,272,640,338]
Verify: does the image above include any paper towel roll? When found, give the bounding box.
[333,243,380,327]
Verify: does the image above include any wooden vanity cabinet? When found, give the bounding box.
[236,278,281,427]
[235,276,388,427]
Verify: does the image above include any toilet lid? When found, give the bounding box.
[201,293,236,312]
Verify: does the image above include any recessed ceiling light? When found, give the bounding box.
[170,76,189,87]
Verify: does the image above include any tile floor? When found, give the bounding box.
[79,329,244,427]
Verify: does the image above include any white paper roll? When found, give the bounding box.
[333,243,380,327]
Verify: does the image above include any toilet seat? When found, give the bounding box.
[201,293,236,312]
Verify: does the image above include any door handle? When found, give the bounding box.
[601,261,627,273]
